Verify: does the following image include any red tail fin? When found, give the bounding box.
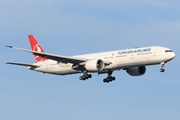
[28,35,48,63]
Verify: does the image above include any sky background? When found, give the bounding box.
[0,0,180,120]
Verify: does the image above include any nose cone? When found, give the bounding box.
[171,52,176,59]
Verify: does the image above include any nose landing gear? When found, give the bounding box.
[160,62,167,72]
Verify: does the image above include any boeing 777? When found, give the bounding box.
[5,35,175,83]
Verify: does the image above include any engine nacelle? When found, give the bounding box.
[126,66,146,76]
[85,59,104,71]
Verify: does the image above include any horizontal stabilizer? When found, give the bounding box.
[5,62,39,67]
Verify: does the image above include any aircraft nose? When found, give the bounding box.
[171,52,176,59]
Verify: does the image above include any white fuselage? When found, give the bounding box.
[30,46,175,75]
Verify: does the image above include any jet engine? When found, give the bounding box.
[85,59,104,71]
[126,66,146,76]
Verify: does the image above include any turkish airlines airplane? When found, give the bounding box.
[6,35,175,83]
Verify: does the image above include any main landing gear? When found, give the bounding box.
[103,71,116,83]
[160,62,167,72]
[79,72,92,80]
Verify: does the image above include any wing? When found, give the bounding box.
[5,62,39,67]
[6,46,87,64]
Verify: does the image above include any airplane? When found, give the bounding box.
[5,35,175,83]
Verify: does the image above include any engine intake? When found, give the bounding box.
[126,66,146,76]
[85,59,104,71]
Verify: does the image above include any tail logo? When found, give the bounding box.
[33,44,42,52]
[33,44,44,63]
[28,35,48,63]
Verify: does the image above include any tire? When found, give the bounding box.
[88,74,92,78]
[112,77,115,80]
[79,76,83,80]
[83,75,86,79]
[85,74,89,78]
[160,69,165,72]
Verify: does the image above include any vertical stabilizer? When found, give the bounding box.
[28,35,48,63]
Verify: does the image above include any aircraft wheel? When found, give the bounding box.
[79,76,83,80]
[82,75,86,79]
[160,69,165,72]
[103,79,110,83]
[108,78,112,82]
[88,74,92,78]
[85,74,89,78]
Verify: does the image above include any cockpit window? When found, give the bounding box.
[165,50,172,52]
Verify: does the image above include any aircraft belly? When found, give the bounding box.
[32,63,80,75]
[53,64,81,75]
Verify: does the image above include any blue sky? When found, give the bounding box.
[0,0,180,120]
